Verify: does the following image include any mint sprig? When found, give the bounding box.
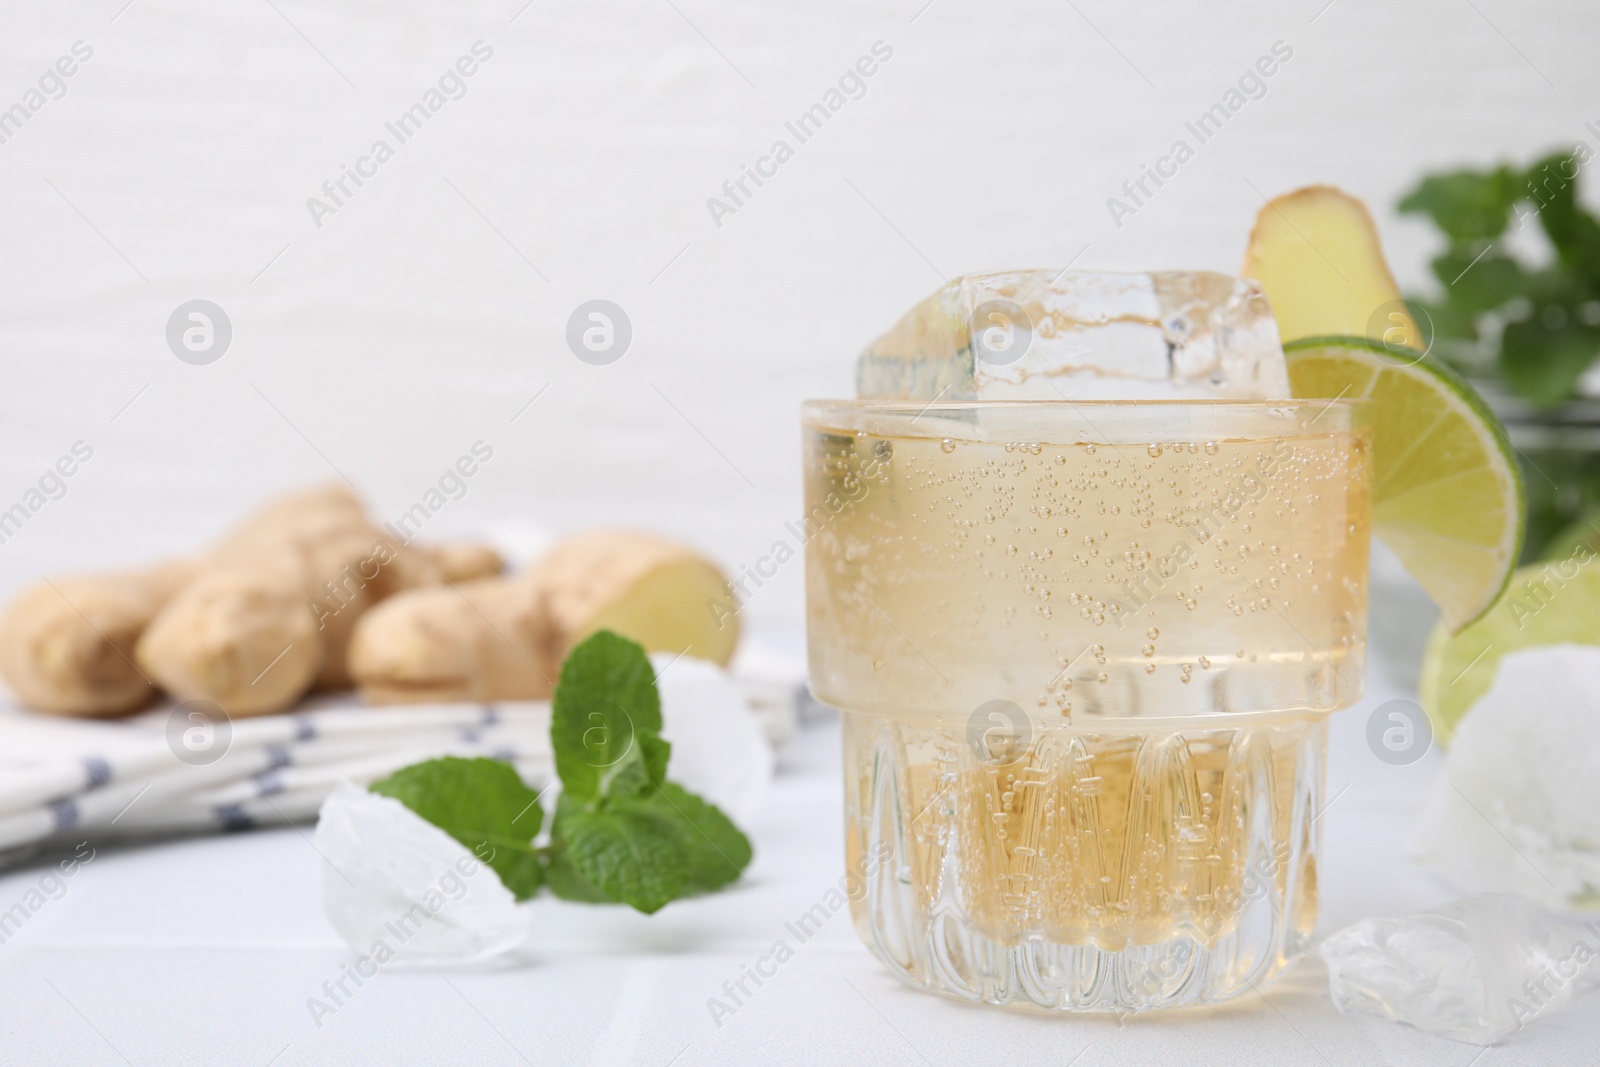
[1398,149,1600,408]
[367,630,753,915]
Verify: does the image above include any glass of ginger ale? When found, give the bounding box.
[803,395,1371,1011]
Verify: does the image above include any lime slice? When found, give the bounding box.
[1284,336,1524,633]
[1419,553,1600,744]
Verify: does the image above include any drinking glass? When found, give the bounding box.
[803,398,1371,1012]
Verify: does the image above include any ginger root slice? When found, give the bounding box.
[349,530,739,705]
[527,530,740,668]
[0,562,196,716]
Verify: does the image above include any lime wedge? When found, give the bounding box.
[1284,336,1524,633]
[1419,553,1600,744]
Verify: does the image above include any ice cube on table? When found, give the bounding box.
[856,270,1290,401]
[1417,645,1600,910]
[1320,893,1600,1045]
[315,781,531,966]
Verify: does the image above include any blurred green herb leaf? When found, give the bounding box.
[1399,148,1600,408]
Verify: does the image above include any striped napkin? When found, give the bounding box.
[0,667,797,866]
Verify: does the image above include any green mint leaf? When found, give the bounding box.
[1500,312,1600,407]
[1523,152,1600,286]
[642,733,670,786]
[369,756,545,901]
[603,733,672,802]
[552,631,662,805]
[1398,165,1522,247]
[622,783,752,895]
[1402,153,1600,415]
[560,808,687,914]
[1429,249,1534,317]
[543,851,614,903]
[544,789,660,903]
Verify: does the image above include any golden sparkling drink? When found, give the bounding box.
[804,400,1371,1011]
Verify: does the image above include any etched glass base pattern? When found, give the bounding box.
[842,710,1325,1012]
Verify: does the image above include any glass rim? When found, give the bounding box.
[803,397,1369,442]
[803,397,1369,413]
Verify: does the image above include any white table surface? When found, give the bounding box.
[1,560,1595,1067]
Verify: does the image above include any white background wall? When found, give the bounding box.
[0,0,1591,654]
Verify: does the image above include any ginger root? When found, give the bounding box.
[136,558,323,717]
[135,487,501,714]
[349,530,738,704]
[345,575,556,703]
[421,543,505,584]
[0,486,503,717]
[0,562,196,716]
